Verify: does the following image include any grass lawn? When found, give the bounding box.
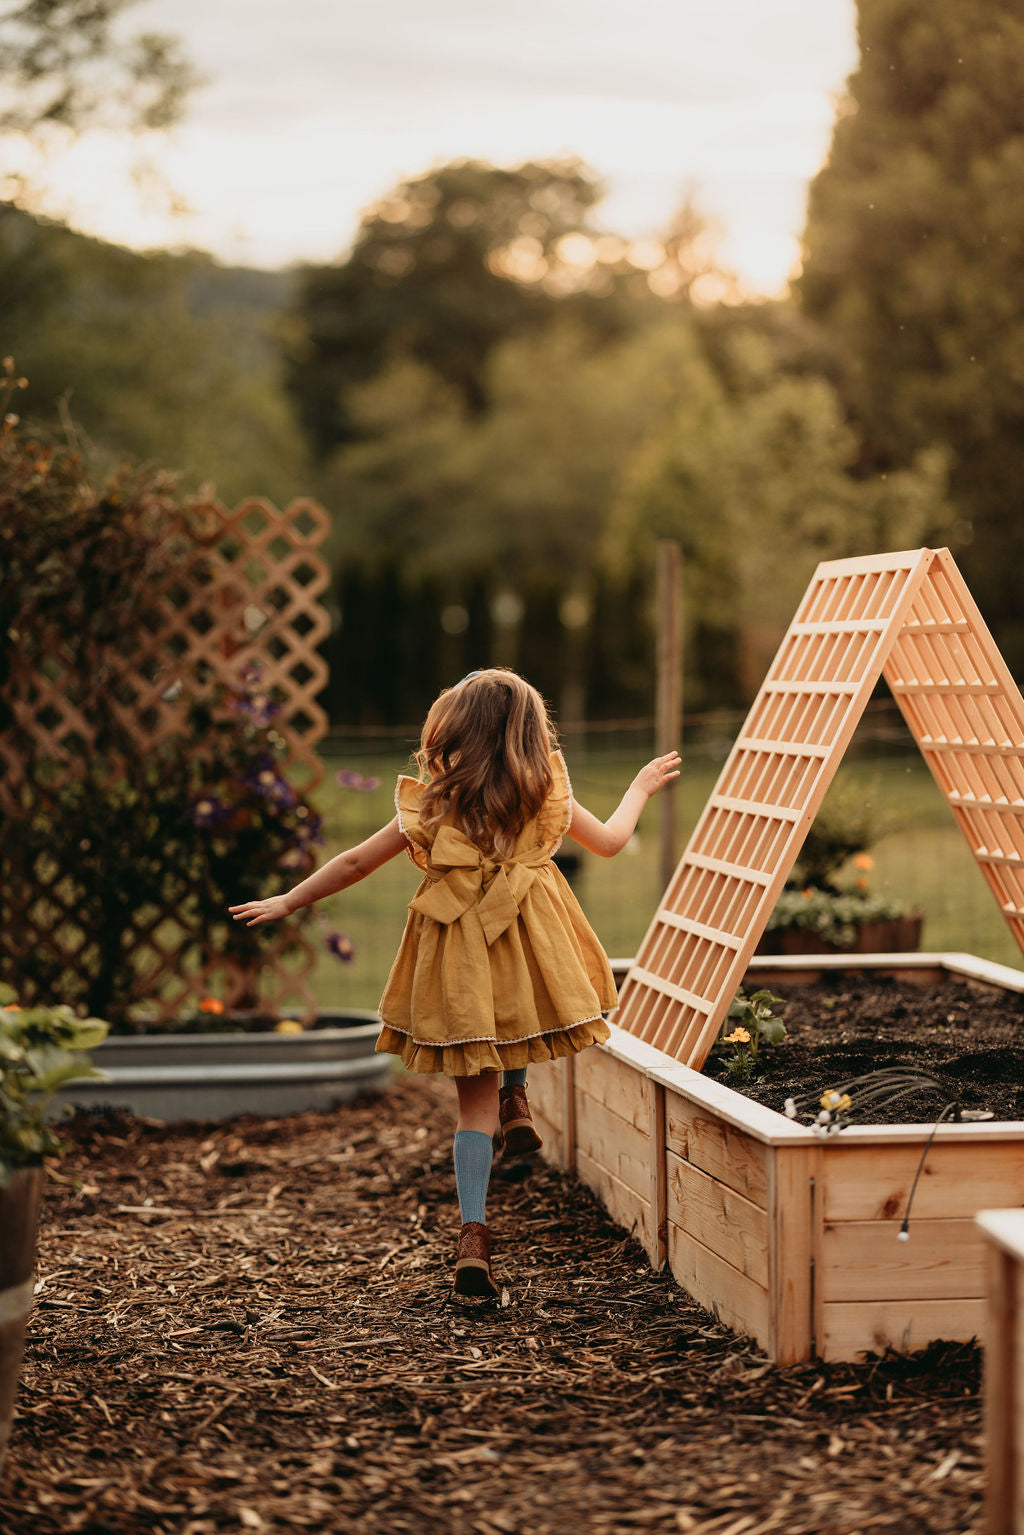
[305,729,1024,1012]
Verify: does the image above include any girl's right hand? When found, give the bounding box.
[229,895,294,927]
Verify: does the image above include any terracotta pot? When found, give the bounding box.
[0,1166,42,1472]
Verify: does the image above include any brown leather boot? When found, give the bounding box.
[454,1221,498,1298]
[499,1083,543,1158]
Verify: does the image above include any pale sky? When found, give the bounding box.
[11,0,859,294]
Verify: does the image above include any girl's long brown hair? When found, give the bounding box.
[417,670,558,857]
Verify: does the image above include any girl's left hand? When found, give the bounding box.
[633,751,682,797]
[229,895,293,927]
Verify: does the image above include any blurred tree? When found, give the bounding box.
[287,166,740,461]
[287,157,615,455]
[611,327,950,704]
[0,0,197,140]
[799,0,1024,662]
[316,320,686,583]
[0,206,308,504]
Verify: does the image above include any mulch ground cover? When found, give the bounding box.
[4,1070,984,1535]
[725,971,1024,1123]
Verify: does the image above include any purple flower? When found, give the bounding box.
[238,692,281,728]
[191,795,228,827]
[324,930,355,962]
[336,770,382,792]
[247,762,298,811]
[293,810,324,845]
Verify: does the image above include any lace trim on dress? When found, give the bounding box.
[377,1013,606,1048]
[552,748,573,843]
[394,778,410,843]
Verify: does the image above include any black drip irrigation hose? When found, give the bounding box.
[780,1067,994,1243]
[783,1068,946,1129]
[897,1101,959,1243]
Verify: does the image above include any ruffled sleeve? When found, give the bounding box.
[534,749,572,854]
[395,775,431,872]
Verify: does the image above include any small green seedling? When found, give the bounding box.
[719,988,787,1084]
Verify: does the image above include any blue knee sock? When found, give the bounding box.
[501,1067,527,1088]
[453,1129,493,1225]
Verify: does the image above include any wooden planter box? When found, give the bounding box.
[533,952,1024,1364]
[976,1208,1024,1534]
[756,912,924,956]
[0,1167,42,1473]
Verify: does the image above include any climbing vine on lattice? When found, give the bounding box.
[0,415,331,1025]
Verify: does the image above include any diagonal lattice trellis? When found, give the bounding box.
[0,495,332,1024]
[614,547,1024,1070]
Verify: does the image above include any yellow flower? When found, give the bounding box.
[274,1019,304,1034]
[724,1027,751,1044]
[853,853,875,871]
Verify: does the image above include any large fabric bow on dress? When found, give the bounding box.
[408,825,551,946]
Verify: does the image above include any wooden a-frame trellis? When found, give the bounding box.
[614,547,1024,1070]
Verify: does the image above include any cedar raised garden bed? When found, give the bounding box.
[531,952,1024,1365]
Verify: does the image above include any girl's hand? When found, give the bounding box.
[633,751,681,798]
[229,895,294,927]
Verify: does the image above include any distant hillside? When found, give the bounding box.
[0,203,310,504]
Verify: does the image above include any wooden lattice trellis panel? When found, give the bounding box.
[615,547,1024,1070]
[885,550,1024,955]
[0,495,331,1023]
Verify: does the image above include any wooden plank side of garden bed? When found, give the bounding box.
[821,1297,985,1361]
[769,1145,820,1365]
[666,1151,769,1288]
[575,1045,653,1132]
[529,1057,572,1171]
[575,1088,651,1202]
[667,1222,772,1354]
[577,1149,654,1258]
[664,1093,770,1207]
[822,1217,984,1302]
[821,1141,1024,1223]
[574,1048,663,1266]
[976,1213,1024,1535]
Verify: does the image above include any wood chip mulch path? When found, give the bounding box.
[5,1074,983,1534]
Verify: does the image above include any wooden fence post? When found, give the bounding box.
[656,541,683,896]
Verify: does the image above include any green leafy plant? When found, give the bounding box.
[766,778,917,948]
[0,673,327,1025]
[787,781,887,891]
[0,982,109,1185]
[718,988,787,1084]
[0,383,348,1026]
[767,886,916,950]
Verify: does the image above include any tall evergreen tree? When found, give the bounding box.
[799,0,1024,661]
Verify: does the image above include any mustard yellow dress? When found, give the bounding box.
[376,751,615,1076]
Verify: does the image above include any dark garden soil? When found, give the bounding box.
[724,971,1024,1125]
[5,1071,983,1535]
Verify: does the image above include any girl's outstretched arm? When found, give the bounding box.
[229,816,408,927]
[566,751,680,858]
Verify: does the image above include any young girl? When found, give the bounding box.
[230,669,679,1299]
